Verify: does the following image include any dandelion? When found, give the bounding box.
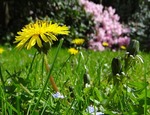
[14,20,69,52]
[120,45,126,50]
[71,38,85,45]
[68,48,79,55]
[102,42,109,47]
[0,48,4,54]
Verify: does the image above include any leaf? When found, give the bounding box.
[94,87,104,102]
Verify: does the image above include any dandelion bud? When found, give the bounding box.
[111,58,122,76]
[126,40,139,56]
[83,72,91,87]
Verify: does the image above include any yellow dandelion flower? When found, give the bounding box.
[120,45,126,50]
[71,38,85,45]
[68,48,79,55]
[102,42,109,47]
[0,48,4,54]
[14,20,69,50]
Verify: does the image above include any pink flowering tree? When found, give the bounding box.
[79,0,130,51]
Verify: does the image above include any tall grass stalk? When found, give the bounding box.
[31,39,64,114]
[0,65,5,87]
[26,52,37,79]
[144,62,148,115]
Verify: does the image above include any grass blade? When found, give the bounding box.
[31,39,64,114]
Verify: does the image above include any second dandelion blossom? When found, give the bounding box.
[68,48,79,55]
[0,48,4,54]
[71,38,85,45]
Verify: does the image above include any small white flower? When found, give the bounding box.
[91,112,104,115]
[85,83,91,88]
[86,105,104,115]
[86,105,96,113]
[52,92,64,99]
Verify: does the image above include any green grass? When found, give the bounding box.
[0,45,150,115]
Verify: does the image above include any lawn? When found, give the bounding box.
[0,43,150,115]
[0,0,149,114]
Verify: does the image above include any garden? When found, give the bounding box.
[0,0,150,114]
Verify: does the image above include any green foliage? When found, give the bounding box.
[0,0,94,47]
[0,45,150,114]
[45,0,94,47]
[129,1,150,51]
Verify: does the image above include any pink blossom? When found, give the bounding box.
[118,36,130,47]
[122,28,130,33]
[112,14,120,21]
[96,28,105,40]
[108,7,116,16]
[79,0,130,51]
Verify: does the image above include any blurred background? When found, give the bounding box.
[0,0,149,51]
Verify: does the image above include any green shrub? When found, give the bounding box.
[129,1,150,51]
[45,0,94,47]
[0,0,94,47]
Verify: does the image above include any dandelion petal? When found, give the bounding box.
[36,37,42,47]
[40,33,49,42]
[27,36,36,49]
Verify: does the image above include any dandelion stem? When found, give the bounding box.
[44,54,59,92]
[44,54,50,72]
[31,39,64,114]
[49,76,58,92]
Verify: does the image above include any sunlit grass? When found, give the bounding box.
[0,45,150,114]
